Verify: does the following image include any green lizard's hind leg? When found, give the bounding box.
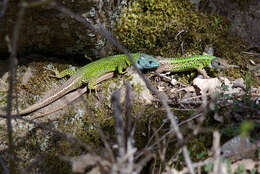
[117,61,129,74]
[44,66,76,78]
[85,69,113,89]
[83,78,96,94]
[87,80,96,90]
[79,75,96,91]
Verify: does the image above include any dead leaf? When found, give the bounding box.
[192,77,221,96]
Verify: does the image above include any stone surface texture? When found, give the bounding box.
[0,0,126,58]
[208,0,260,48]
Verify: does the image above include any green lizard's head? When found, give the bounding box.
[136,53,160,70]
[210,58,230,69]
[211,57,239,69]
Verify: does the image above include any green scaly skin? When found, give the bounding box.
[3,53,159,116]
[156,55,237,73]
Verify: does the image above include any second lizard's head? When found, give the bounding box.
[210,57,239,69]
[136,53,160,70]
[210,57,227,69]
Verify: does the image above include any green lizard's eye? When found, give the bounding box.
[149,61,153,64]
[137,60,140,64]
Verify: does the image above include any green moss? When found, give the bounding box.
[116,0,223,55]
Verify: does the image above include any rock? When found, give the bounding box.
[208,0,260,48]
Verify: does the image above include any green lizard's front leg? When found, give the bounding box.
[117,60,131,74]
[44,66,77,78]
[196,67,210,79]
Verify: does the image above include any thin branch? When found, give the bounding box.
[97,128,116,163]
[111,90,125,158]
[134,153,154,174]
[124,82,134,150]
[124,82,135,171]
[213,131,221,174]
[5,3,26,173]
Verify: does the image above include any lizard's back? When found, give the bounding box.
[157,55,216,72]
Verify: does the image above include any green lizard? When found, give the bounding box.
[156,55,238,77]
[1,53,159,116]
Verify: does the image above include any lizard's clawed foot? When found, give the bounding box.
[43,66,60,78]
[44,65,76,78]
[197,67,210,79]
